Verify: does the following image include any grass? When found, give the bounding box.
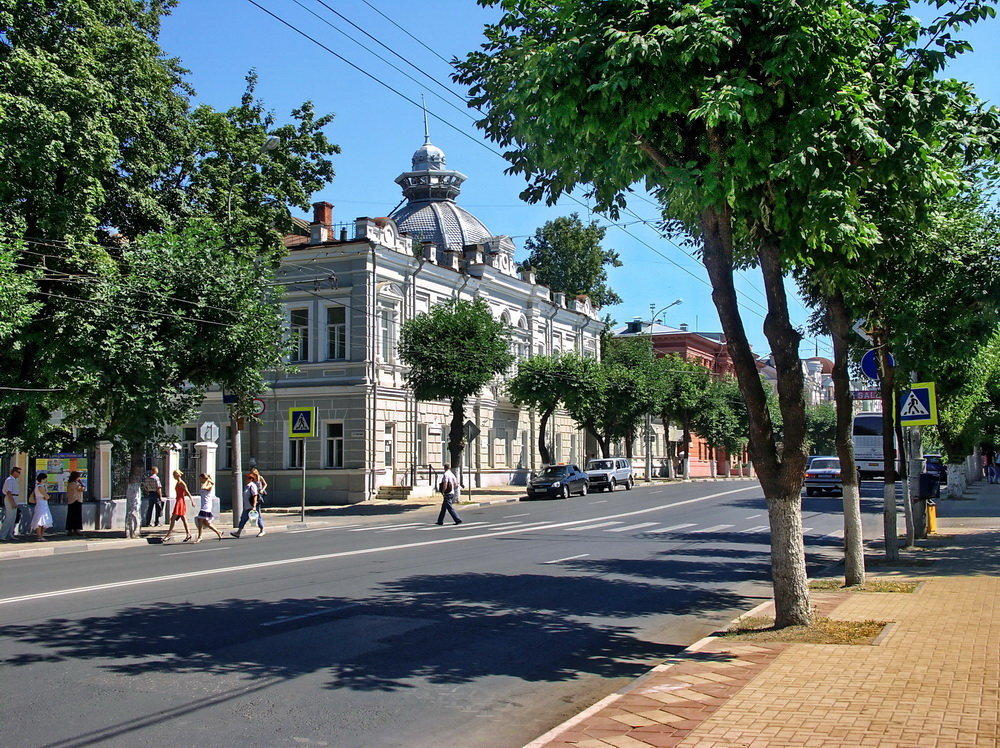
[809,579,918,593]
[721,616,889,645]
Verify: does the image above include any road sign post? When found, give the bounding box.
[288,408,318,522]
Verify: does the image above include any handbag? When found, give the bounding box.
[248,509,259,523]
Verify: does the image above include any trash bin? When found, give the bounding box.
[918,472,940,499]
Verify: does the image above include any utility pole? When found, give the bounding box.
[230,411,243,528]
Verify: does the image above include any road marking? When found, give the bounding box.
[645,523,696,533]
[741,525,770,533]
[589,500,608,504]
[802,527,813,534]
[159,547,231,556]
[569,521,624,531]
[691,524,734,533]
[288,524,361,534]
[823,529,844,539]
[503,513,530,518]
[348,522,422,532]
[745,514,762,519]
[606,522,659,533]
[260,603,358,627]
[0,484,761,607]
[542,554,589,565]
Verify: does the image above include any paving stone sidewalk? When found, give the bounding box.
[530,481,1000,748]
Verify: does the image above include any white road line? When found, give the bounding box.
[348,523,422,532]
[0,484,761,607]
[741,525,770,533]
[606,522,659,533]
[745,514,762,519]
[823,529,844,539]
[288,524,362,534]
[691,524,734,534]
[569,521,624,531]
[646,523,696,534]
[589,500,608,504]
[159,547,231,556]
[503,513,530,518]
[802,527,813,534]
[542,554,590,565]
[260,603,358,627]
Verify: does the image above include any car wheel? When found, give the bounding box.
[561,485,570,499]
[580,482,588,496]
[609,478,616,492]
[626,477,634,490]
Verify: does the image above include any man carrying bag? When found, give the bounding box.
[434,464,463,526]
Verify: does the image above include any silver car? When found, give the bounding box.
[585,458,634,492]
[804,456,842,496]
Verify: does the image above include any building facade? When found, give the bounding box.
[194,135,604,504]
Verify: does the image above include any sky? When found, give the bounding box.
[158,0,1000,359]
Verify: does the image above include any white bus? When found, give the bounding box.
[852,411,900,479]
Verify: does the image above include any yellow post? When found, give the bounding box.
[927,502,937,534]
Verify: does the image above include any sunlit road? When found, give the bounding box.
[0,480,886,747]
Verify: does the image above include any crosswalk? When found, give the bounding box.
[290,516,846,540]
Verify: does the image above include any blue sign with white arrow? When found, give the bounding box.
[860,349,895,381]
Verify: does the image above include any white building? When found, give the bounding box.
[194,133,604,504]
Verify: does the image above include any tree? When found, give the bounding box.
[522,213,622,307]
[692,376,750,471]
[507,353,582,465]
[0,1,338,456]
[652,354,712,478]
[457,0,996,625]
[398,298,513,473]
[804,403,838,456]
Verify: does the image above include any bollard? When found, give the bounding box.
[927,499,937,534]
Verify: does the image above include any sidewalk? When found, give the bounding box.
[530,480,1000,748]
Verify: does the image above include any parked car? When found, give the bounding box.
[585,458,634,492]
[525,464,589,499]
[803,456,842,496]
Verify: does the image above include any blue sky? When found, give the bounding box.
[159,1,1000,358]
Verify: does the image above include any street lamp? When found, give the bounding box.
[649,298,683,326]
[645,298,682,483]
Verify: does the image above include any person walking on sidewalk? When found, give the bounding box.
[1,466,21,541]
[30,473,53,541]
[231,472,265,538]
[142,466,165,527]
[193,474,223,542]
[435,464,463,526]
[162,470,193,542]
[64,470,85,536]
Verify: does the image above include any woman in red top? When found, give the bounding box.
[162,469,192,542]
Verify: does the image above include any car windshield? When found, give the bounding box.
[587,460,613,471]
[810,459,840,471]
[538,466,569,479]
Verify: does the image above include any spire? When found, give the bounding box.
[396,110,467,202]
[422,95,431,145]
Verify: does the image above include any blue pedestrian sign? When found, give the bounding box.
[287,407,318,438]
[898,382,938,426]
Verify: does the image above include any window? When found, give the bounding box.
[221,425,232,469]
[326,306,347,360]
[290,308,310,362]
[180,426,197,470]
[379,305,397,362]
[325,422,344,468]
[288,438,305,469]
[383,423,395,470]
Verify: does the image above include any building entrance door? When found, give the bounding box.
[384,423,396,484]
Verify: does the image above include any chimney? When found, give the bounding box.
[310,201,333,244]
[421,241,438,263]
[679,322,689,332]
[552,291,566,307]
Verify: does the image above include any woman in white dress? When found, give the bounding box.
[31,472,53,541]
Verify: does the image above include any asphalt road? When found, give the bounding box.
[0,480,887,748]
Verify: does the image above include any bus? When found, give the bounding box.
[852,411,900,480]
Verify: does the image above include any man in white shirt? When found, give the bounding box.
[142,467,164,527]
[2,466,22,540]
[434,463,463,526]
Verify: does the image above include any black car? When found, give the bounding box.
[525,464,589,499]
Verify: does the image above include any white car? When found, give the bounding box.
[585,458,634,492]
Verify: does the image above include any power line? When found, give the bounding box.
[358,0,454,66]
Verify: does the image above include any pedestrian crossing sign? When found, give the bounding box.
[898,382,938,426]
[288,407,318,438]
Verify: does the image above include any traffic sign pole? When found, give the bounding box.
[300,439,306,523]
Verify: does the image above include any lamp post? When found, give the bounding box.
[645,299,683,483]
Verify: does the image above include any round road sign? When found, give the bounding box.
[251,398,266,417]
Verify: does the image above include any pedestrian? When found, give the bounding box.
[1,466,22,541]
[142,466,165,527]
[988,451,999,484]
[64,470,85,536]
[162,469,193,542]
[248,467,268,508]
[193,474,223,542]
[231,472,265,538]
[435,463,463,526]
[30,472,53,541]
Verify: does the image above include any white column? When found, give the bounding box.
[165,443,181,510]
[195,441,218,485]
[95,441,113,501]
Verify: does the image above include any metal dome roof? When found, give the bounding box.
[391,199,492,252]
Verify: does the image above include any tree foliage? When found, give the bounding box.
[507,353,582,464]
[804,402,838,456]
[522,213,622,307]
[398,298,513,468]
